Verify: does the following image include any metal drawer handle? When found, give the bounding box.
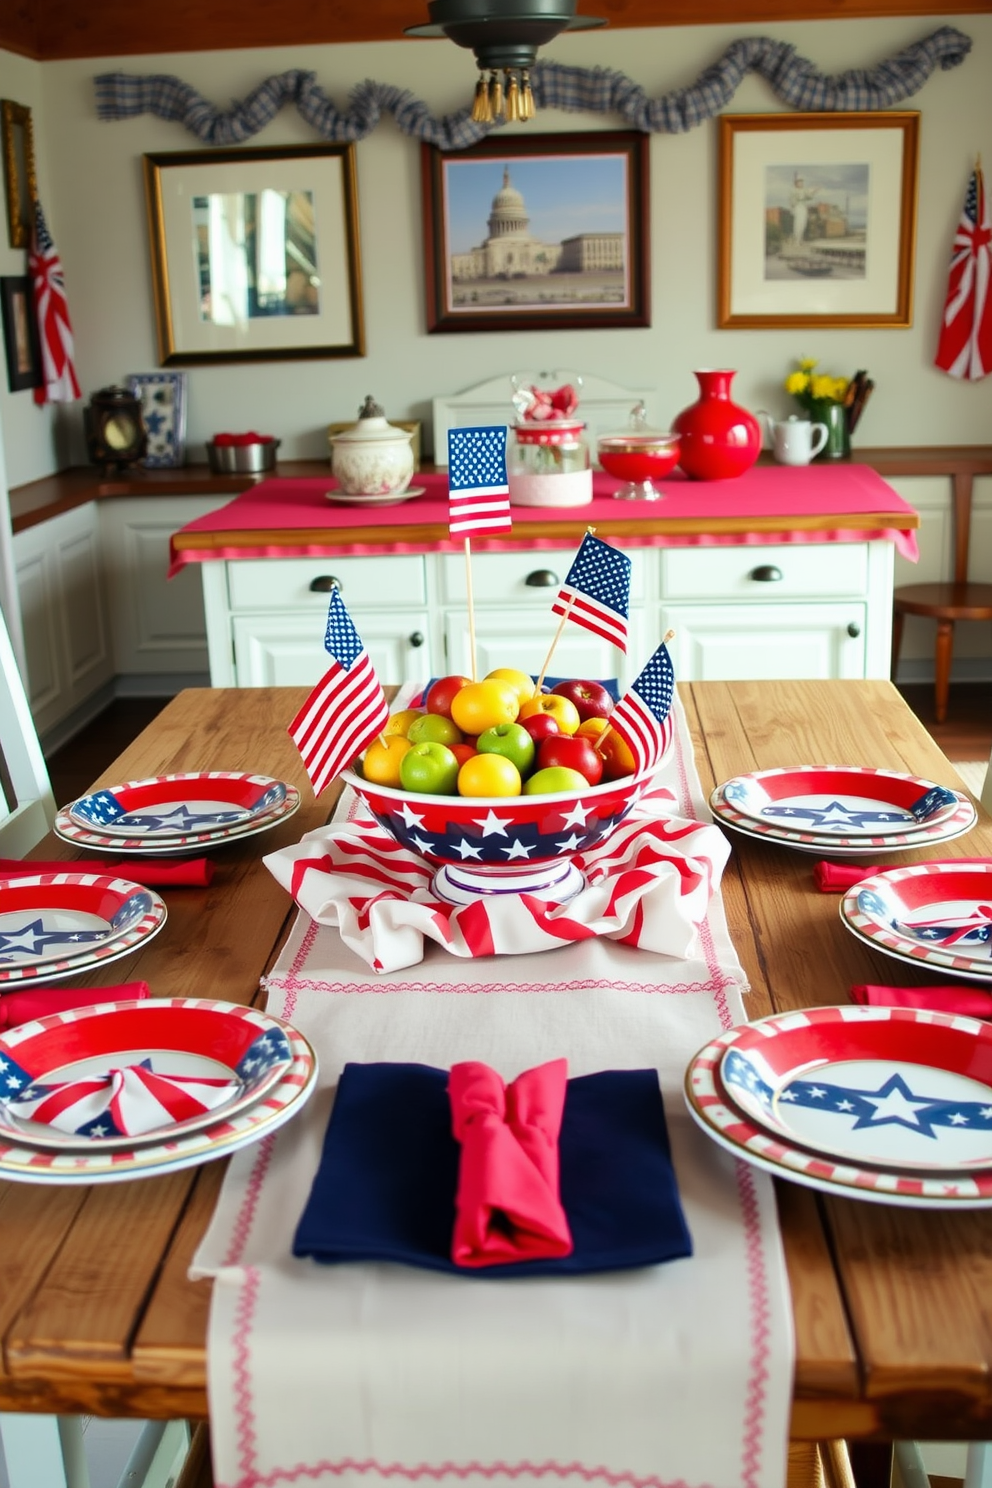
[525,569,560,588]
[847,621,862,639]
[749,565,783,583]
[309,575,342,593]
[409,631,425,648]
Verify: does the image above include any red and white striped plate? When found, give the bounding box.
[0,874,167,986]
[685,1006,992,1207]
[840,863,992,981]
[0,999,316,1182]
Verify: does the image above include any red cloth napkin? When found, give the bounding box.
[0,981,151,1030]
[448,1059,573,1268]
[0,858,214,887]
[850,984,992,1019]
[814,858,991,892]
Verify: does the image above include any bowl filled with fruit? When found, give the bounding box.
[340,670,665,905]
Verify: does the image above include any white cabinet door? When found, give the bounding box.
[13,503,113,740]
[101,496,231,678]
[232,612,432,687]
[662,603,867,681]
[442,611,633,686]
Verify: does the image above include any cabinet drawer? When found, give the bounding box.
[227,556,427,611]
[438,548,644,604]
[659,544,868,601]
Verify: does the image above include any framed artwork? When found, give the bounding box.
[0,275,41,392]
[420,132,650,334]
[717,111,920,329]
[143,144,365,365]
[126,371,188,467]
[1,100,36,250]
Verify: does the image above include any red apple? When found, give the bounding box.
[537,734,604,786]
[520,712,562,745]
[551,678,615,722]
[424,674,472,719]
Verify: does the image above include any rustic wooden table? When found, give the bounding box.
[3,681,991,1447]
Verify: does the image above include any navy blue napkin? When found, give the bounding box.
[293,1062,692,1277]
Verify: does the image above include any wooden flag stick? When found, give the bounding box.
[535,595,574,694]
[464,536,478,682]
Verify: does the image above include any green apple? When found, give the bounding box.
[522,766,590,796]
[399,741,460,795]
[477,721,535,777]
[407,713,464,747]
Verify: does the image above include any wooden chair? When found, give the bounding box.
[891,469,992,723]
[0,599,56,855]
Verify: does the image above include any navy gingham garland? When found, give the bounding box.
[94,26,970,150]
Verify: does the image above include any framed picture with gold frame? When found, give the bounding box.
[1,100,37,250]
[143,143,365,365]
[717,111,920,329]
[1,275,41,392]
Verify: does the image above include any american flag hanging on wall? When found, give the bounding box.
[934,164,992,382]
[28,199,81,406]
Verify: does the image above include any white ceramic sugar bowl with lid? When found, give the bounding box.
[329,396,415,496]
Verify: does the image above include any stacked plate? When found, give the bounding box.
[685,1004,992,1208]
[55,771,300,855]
[0,998,317,1183]
[710,766,976,856]
[0,872,167,987]
[841,862,992,982]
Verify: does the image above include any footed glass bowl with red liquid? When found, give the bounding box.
[597,431,681,501]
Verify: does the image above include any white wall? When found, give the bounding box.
[1,13,991,485]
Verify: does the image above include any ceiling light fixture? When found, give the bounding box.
[405,0,606,122]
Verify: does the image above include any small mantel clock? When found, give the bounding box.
[84,385,148,472]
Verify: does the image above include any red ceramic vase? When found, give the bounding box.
[672,369,762,481]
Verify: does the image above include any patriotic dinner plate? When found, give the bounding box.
[685,1007,992,1207]
[67,772,294,839]
[716,1005,992,1172]
[840,863,992,981]
[710,780,976,856]
[720,767,962,837]
[0,999,296,1151]
[56,778,300,855]
[0,874,167,987]
[0,999,317,1183]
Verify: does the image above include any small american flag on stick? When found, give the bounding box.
[288,588,389,796]
[608,642,676,775]
[552,533,632,652]
[29,199,81,406]
[448,426,512,536]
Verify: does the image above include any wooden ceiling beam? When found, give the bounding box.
[2,0,989,63]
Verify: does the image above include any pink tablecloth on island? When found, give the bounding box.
[168,464,919,576]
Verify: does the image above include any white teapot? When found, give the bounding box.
[329,396,415,496]
[758,412,828,467]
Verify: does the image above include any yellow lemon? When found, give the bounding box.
[485,667,536,704]
[383,708,424,738]
[362,735,412,787]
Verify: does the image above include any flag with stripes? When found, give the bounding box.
[28,199,81,406]
[552,533,631,652]
[448,426,512,536]
[609,642,676,775]
[934,165,992,382]
[288,588,390,796]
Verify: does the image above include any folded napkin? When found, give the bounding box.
[265,785,728,973]
[850,983,992,1019]
[293,1062,692,1278]
[450,1059,572,1268]
[0,981,150,1030]
[6,1056,239,1138]
[814,857,990,892]
[0,857,214,887]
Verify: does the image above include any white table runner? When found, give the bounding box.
[193,697,795,1488]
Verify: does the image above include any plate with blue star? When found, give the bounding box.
[0,873,167,987]
[715,767,970,841]
[685,1008,992,1207]
[841,863,992,981]
[67,772,296,841]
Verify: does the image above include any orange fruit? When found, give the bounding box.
[576,716,610,741]
[457,753,522,798]
[598,729,636,780]
[450,679,519,736]
[362,735,412,787]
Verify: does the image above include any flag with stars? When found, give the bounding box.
[934,164,992,382]
[288,589,390,797]
[609,642,676,774]
[28,199,81,406]
[552,533,631,651]
[447,426,512,536]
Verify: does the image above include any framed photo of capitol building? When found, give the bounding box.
[421,132,649,333]
[717,111,920,329]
